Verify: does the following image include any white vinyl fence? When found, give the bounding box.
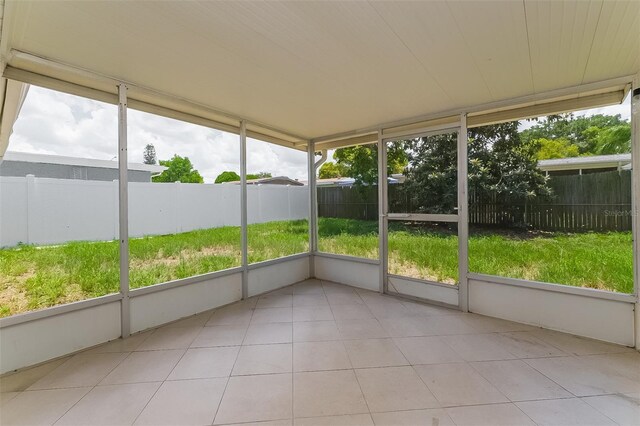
[0,176,309,247]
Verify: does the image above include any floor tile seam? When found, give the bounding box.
[50,351,144,426]
[578,393,635,425]
[211,327,246,426]
[494,331,572,357]
[519,358,583,399]
[349,365,374,416]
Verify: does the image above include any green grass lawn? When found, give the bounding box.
[0,218,632,317]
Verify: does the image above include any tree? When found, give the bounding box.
[333,143,407,186]
[399,122,552,221]
[593,125,631,155]
[521,113,631,156]
[153,155,204,183]
[247,172,272,180]
[215,171,240,183]
[143,144,157,165]
[318,162,347,179]
[533,138,580,160]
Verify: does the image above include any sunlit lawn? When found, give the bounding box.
[0,218,632,317]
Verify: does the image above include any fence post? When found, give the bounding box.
[25,174,36,245]
[174,181,181,234]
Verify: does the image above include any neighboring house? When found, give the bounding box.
[538,153,631,176]
[0,151,166,182]
[228,176,304,186]
[308,175,403,187]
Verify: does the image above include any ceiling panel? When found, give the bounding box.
[525,0,603,92]
[370,1,490,107]
[1,0,637,140]
[583,0,640,83]
[446,0,533,101]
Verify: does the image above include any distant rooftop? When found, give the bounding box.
[227,176,304,186]
[2,151,167,173]
[538,153,631,172]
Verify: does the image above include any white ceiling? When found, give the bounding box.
[1,0,639,140]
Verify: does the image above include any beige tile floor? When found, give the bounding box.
[1,279,639,426]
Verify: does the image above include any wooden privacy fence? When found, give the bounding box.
[317,170,632,232]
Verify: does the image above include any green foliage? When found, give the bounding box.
[593,125,631,155]
[534,137,580,160]
[467,123,552,222]
[215,171,241,183]
[153,155,204,183]
[316,218,632,293]
[0,219,632,316]
[398,122,551,217]
[521,113,631,157]
[318,161,347,179]
[333,143,407,186]
[247,172,272,180]
[143,144,157,165]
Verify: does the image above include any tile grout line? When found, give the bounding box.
[49,350,134,424]
[210,298,256,425]
[130,325,201,425]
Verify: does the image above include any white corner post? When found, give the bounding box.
[117,83,130,337]
[378,130,388,294]
[240,120,249,299]
[308,140,317,278]
[457,113,469,312]
[631,76,640,349]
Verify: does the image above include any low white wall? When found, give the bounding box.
[248,256,310,297]
[313,254,635,346]
[0,256,312,374]
[468,278,635,346]
[0,176,309,247]
[0,301,121,374]
[314,254,379,291]
[130,272,242,333]
[387,275,458,306]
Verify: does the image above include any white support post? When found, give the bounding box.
[630,77,640,349]
[240,120,249,299]
[378,131,388,294]
[117,83,130,337]
[308,140,317,277]
[457,114,469,312]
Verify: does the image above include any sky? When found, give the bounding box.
[7,86,632,182]
[8,86,309,183]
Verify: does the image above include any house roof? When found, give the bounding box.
[538,153,632,172]
[0,1,637,151]
[2,151,167,173]
[227,176,304,186]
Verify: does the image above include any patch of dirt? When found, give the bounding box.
[0,271,33,316]
[57,282,85,305]
[131,245,240,269]
[388,257,456,285]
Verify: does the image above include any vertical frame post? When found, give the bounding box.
[378,130,388,294]
[117,83,130,337]
[240,120,249,299]
[308,140,317,277]
[457,114,469,312]
[630,78,640,349]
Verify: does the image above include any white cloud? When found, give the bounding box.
[8,86,633,182]
[8,86,308,183]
